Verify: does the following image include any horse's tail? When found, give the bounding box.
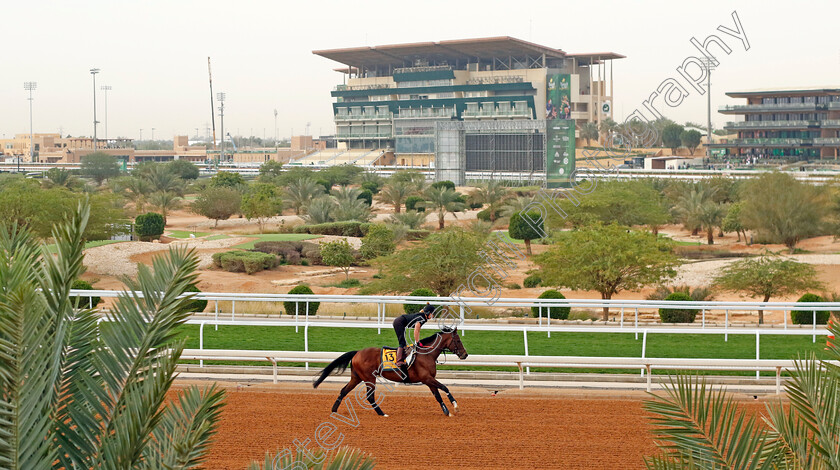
[313,350,357,388]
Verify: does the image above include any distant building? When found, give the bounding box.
[717,87,840,159]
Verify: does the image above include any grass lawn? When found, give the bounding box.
[168,230,211,238]
[205,234,231,241]
[230,233,320,249]
[49,239,125,253]
[174,324,831,375]
[658,234,702,246]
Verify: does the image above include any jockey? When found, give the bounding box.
[393,303,436,367]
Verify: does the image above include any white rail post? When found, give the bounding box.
[377,303,381,334]
[199,321,205,368]
[231,299,236,322]
[775,366,782,395]
[89,296,93,309]
[214,300,219,331]
[702,309,706,328]
[539,305,542,327]
[620,307,624,328]
[634,308,639,340]
[646,364,652,392]
[460,304,465,335]
[304,323,310,371]
[523,329,530,375]
[295,302,299,333]
[640,329,648,377]
[813,311,817,343]
[725,309,729,342]
[755,331,760,380]
[783,310,787,330]
[517,362,524,390]
[547,305,551,338]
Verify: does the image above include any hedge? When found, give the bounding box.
[358,189,373,206]
[180,284,208,314]
[212,251,280,274]
[658,292,698,323]
[294,221,372,237]
[405,229,431,241]
[530,290,570,319]
[523,274,542,288]
[361,181,380,194]
[284,285,320,315]
[405,196,425,212]
[135,212,164,241]
[791,293,831,325]
[70,280,102,308]
[404,288,436,314]
[476,208,501,222]
[251,240,324,265]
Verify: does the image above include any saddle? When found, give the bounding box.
[381,346,416,373]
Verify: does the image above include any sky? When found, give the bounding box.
[2,0,839,141]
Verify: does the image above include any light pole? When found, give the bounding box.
[90,68,100,148]
[23,82,37,169]
[700,57,716,163]
[100,85,112,143]
[217,93,226,162]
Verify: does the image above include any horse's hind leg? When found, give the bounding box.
[429,378,458,413]
[332,371,361,413]
[359,376,388,417]
[425,383,450,416]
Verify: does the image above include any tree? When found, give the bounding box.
[697,201,726,245]
[713,255,823,324]
[661,123,685,154]
[388,211,427,229]
[320,239,355,281]
[599,117,618,142]
[360,224,396,260]
[114,175,152,213]
[680,129,702,154]
[166,159,200,180]
[191,187,242,228]
[421,186,466,230]
[210,171,245,188]
[303,196,335,224]
[672,185,715,235]
[366,228,506,296]
[241,183,283,232]
[534,223,679,320]
[740,172,828,251]
[377,180,415,214]
[501,195,536,218]
[469,180,509,223]
[319,165,364,187]
[257,160,284,182]
[80,151,121,185]
[135,212,165,241]
[389,170,427,192]
[0,204,225,469]
[284,177,324,215]
[142,164,185,195]
[148,191,181,226]
[555,180,670,234]
[580,122,599,146]
[331,186,371,222]
[509,211,543,256]
[43,167,78,188]
[721,202,747,242]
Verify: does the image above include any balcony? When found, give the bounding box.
[719,103,822,113]
[463,103,531,118]
[821,120,840,128]
[396,108,456,119]
[813,138,840,146]
[335,132,393,139]
[729,138,811,146]
[335,112,392,121]
[829,102,840,110]
[724,120,816,129]
[335,83,392,92]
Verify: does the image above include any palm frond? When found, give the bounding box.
[252,446,377,470]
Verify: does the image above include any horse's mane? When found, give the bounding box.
[419,328,454,346]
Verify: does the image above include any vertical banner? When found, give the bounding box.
[545,74,575,188]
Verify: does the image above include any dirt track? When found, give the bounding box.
[192,382,664,469]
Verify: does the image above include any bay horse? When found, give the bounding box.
[312,328,468,417]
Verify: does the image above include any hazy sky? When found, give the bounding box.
[2,0,838,141]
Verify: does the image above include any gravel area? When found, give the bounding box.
[672,253,840,286]
[83,237,248,277]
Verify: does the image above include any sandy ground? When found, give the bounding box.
[183,381,767,470]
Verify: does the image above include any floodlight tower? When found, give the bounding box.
[23,81,37,169]
[217,92,226,162]
[700,57,717,162]
[90,68,100,148]
[100,85,112,142]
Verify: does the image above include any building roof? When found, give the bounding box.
[314,36,596,69]
[727,86,840,97]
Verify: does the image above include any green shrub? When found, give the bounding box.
[180,284,208,314]
[253,241,305,264]
[523,274,542,288]
[300,259,310,266]
[284,284,319,315]
[211,251,280,274]
[476,208,501,222]
[70,280,102,308]
[658,292,698,323]
[431,181,455,191]
[469,202,483,209]
[361,181,380,194]
[405,196,425,212]
[405,229,431,240]
[134,212,165,241]
[791,293,831,325]
[315,179,331,193]
[332,279,362,288]
[404,288,436,314]
[357,189,373,206]
[530,290,570,320]
[293,221,372,237]
[506,282,521,290]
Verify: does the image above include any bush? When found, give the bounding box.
[506,282,521,290]
[294,221,372,237]
[405,229,431,240]
[431,181,455,191]
[476,208,501,222]
[357,189,373,206]
[332,279,361,288]
[405,196,425,212]
[211,251,280,274]
[469,202,484,210]
[300,259,310,266]
[70,280,102,308]
[135,212,165,241]
[361,181,380,194]
[658,292,699,323]
[180,284,208,314]
[315,179,331,193]
[253,241,308,265]
[404,288,436,314]
[791,293,831,325]
[530,290,570,320]
[284,284,319,315]
[523,274,542,288]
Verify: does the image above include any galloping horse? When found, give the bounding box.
[313,328,468,417]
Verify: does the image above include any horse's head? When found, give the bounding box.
[442,327,468,360]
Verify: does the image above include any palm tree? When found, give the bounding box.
[580,122,599,146]
[148,190,182,226]
[0,204,225,470]
[142,164,185,195]
[697,201,726,245]
[303,196,335,224]
[470,180,510,222]
[673,186,715,236]
[421,186,466,230]
[120,175,152,214]
[599,117,618,144]
[388,211,427,229]
[377,180,414,214]
[284,177,324,215]
[250,446,376,470]
[43,167,78,188]
[332,187,371,222]
[501,195,537,218]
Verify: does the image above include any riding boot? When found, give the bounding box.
[395,346,406,367]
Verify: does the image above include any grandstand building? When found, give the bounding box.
[718,87,840,159]
[310,37,623,185]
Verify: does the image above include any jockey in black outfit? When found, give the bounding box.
[392,303,436,367]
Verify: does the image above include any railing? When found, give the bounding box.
[335,113,392,121]
[821,120,840,127]
[335,132,393,139]
[829,102,840,110]
[725,120,815,129]
[394,65,452,74]
[720,103,821,112]
[335,84,392,92]
[813,137,840,145]
[730,138,811,146]
[396,108,455,118]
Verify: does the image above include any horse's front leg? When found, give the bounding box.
[425,383,450,416]
[430,378,458,413]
